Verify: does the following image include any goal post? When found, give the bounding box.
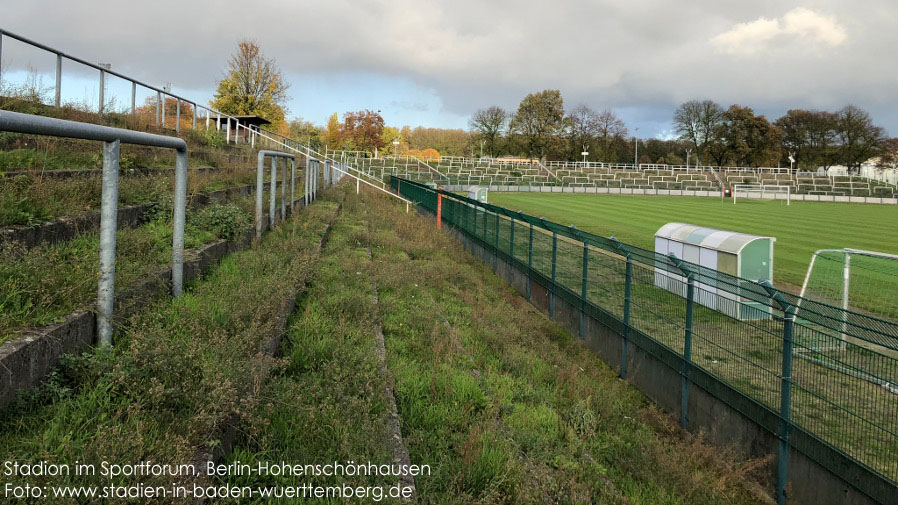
[732,184,791,205]
[798,248,898,351]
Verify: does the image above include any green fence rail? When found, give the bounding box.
[390,176,898,505]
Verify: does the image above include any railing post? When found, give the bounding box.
[270,156,277,227]
[130,82,136,115]
[281,157,287,221]
[161,94,166,129]
[171,149,188,297]
[98,70,105,114]
[290,158,296,213]
[176,99,181,133]
[0,33,3,87]
[55,54,62,107]
[670,254,694,429]
[255,153,265,240]
[760,280,795,505]
[550,230,558,318]
[192,103,196,130]
[97,140,121,346]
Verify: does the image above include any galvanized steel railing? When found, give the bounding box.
[0,110,189,345]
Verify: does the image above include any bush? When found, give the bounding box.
[191,203,252,240]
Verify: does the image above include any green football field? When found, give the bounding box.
[486,193,898,288]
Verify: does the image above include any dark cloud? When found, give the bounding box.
[2,0,896,135]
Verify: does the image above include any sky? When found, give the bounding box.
[1,1,896,138]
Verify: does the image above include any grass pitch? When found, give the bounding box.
[487,193,898,289]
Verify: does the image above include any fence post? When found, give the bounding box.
[192,103,196,130]
[576,228,588,340]
[494,211,500,271]
[156,91,161,126]
[760,280,795,505]
[509,217,515,260]
[550,230,558,318]
[161,94,166,129]
[97,140,121,346]
[55,54,62,107]
[611,238,632,378]
[669,254,694,429]
[527,223,534,302]
[176,99,181,133]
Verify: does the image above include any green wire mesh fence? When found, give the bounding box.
[390,176,898,502]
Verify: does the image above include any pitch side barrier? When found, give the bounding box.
[0,110,189,346]
[391,176,898,505]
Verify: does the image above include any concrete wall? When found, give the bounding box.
[439,216,887,505]
[1,182,276,250]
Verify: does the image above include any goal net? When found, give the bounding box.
[732,184,791,205]
[799,248,898,323]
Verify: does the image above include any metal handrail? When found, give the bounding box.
[0,27,254,135]
[0,110,189,346]
[255,150,296,240]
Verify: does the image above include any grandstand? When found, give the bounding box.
[340,153,898,201]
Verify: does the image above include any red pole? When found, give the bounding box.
[437,193,442,229]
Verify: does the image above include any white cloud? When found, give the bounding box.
[710,7,846,56]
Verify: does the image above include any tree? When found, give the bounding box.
[565,105,599,161]
[834,105,886,173]
[342,109,386,152]
[876,138,898,170]
[595,109,628,162]
[776,109,839,170]
[509,90,565,161]
[211,40,290,127]
[406,127,471,157]
[322,112,342,148]
[673,100,724,166]
[715,105,782,167]
[469,106,507,157]
[288,118,322,150]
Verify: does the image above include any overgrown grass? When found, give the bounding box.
[0,165,261,227]
[223,186,769,504]
[0,198,255,342]
[0,190,343,501]
[221,192,393,500]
